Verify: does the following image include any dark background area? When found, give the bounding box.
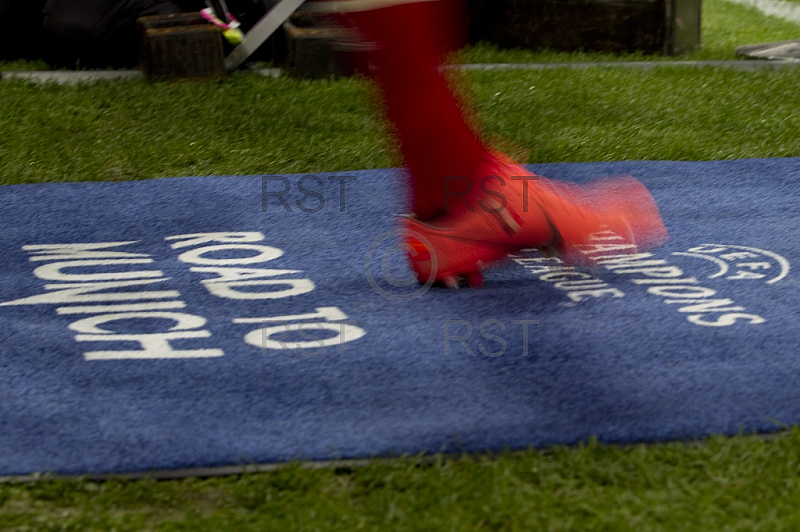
[0,0,278,67]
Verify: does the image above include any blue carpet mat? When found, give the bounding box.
[1,158,798,477]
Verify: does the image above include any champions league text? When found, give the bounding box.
[513,230,779,327]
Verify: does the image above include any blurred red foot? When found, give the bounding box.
[404,154,669,288]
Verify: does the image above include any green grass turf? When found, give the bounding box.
[2,66,800,185]
[1,430,799,531]
[2,0,800,529]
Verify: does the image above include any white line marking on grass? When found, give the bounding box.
[725,0,800,24]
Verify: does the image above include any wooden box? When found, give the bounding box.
[137,13,226,81]
[283,21,361,79]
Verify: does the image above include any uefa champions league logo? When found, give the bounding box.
[672,244,790,285]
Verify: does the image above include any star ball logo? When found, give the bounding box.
[673,244,790,285]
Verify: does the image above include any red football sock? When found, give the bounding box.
[343,1,492,220]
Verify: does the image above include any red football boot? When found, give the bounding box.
[404,154,669,287]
